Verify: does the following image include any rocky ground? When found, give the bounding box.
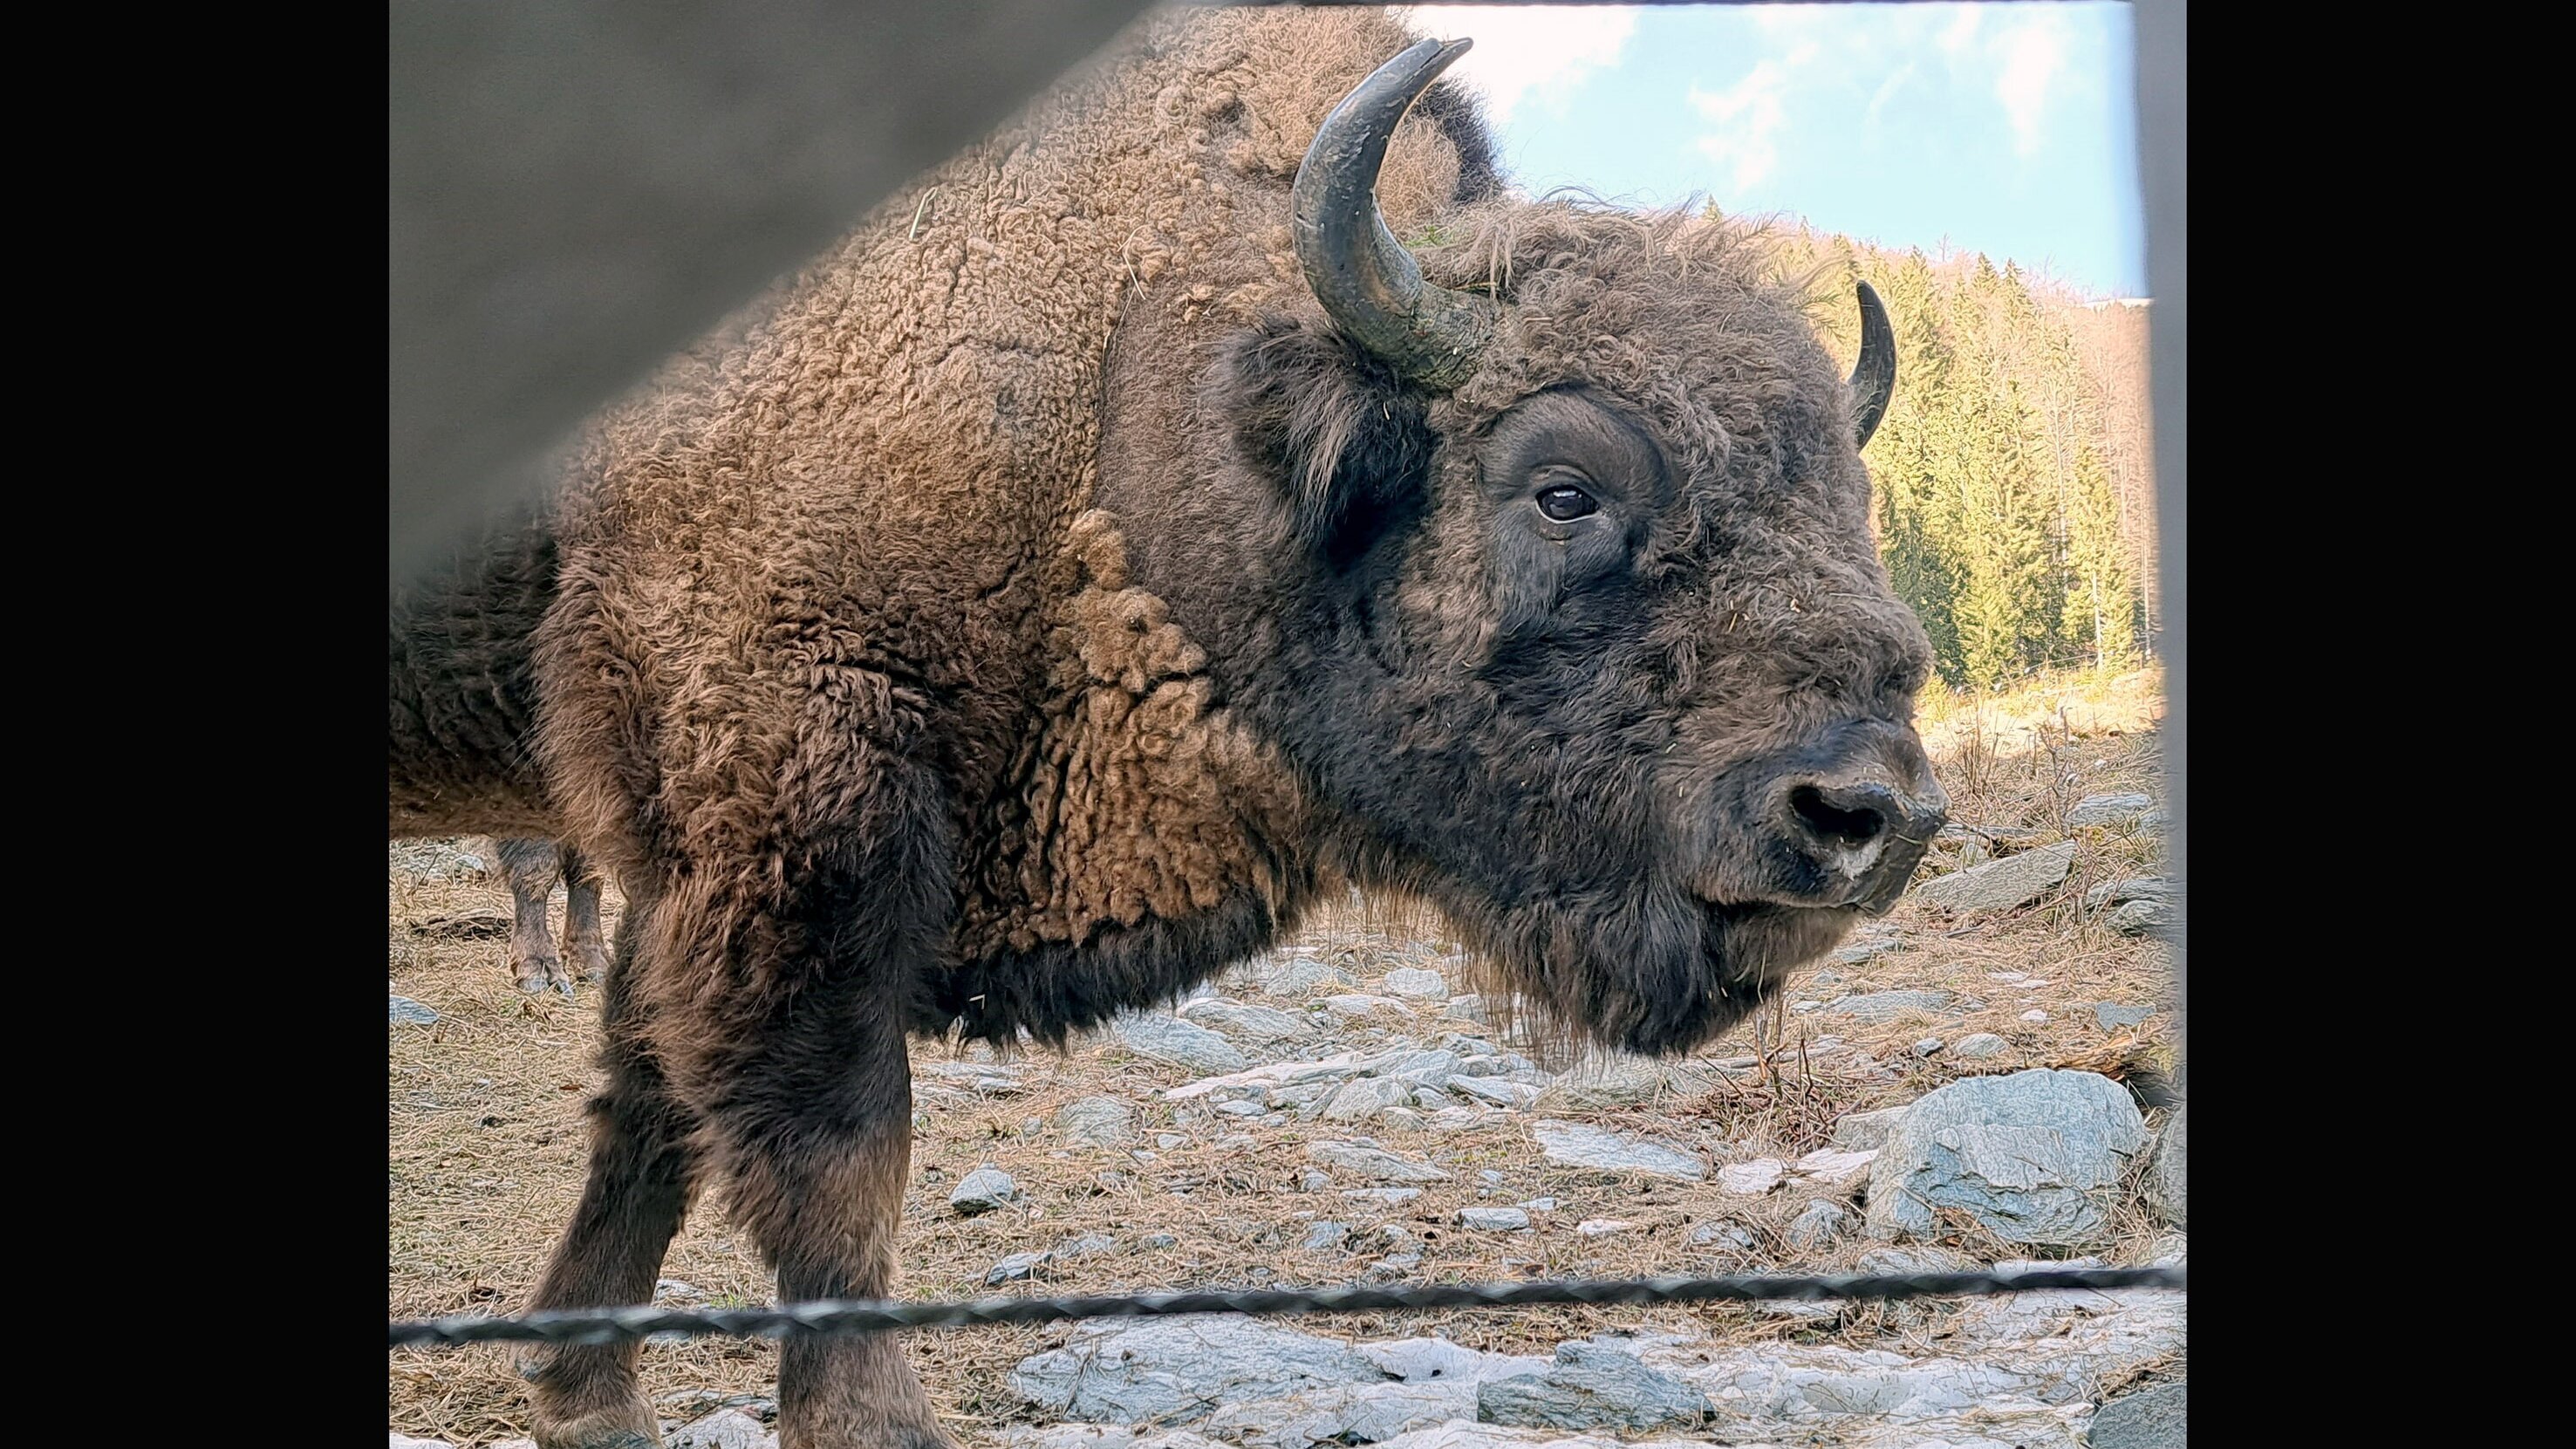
[391,675,2181,1449]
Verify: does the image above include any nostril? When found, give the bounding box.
[1789,785,1886,851]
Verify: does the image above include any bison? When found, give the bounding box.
[388,9,1945,1446]
[490,838,613,996]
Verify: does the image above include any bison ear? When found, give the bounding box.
[1221,314,1436,571]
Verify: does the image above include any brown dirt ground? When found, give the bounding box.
[388,667,2179,1446]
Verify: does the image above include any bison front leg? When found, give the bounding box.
[694,760,960,1449]
[526,886,704,1449]
[558,844,614,986]
[497,837,574,996]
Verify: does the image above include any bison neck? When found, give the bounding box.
[936,509,1320,1044]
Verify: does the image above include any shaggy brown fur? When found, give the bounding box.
[387,10,1944,1446]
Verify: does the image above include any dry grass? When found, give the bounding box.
[388,667,2178,1446]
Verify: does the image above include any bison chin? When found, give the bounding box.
[1427,888,1863,1060]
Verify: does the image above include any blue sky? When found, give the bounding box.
[1401,3,2146,297]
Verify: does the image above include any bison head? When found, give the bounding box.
[1112,38,1946,1056]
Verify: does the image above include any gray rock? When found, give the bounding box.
[1200,1382,1473,1449]
[1385,967,1449,999]
[1297,1168,1334,1193]
[389,994,440,1026]
[387,838,489,884]
[2139,808,2168,835]
[2066,792,2154,829]
[2108,899,2174,938]
[2083,876,2174,912]
[1821,989,1959,1024]
[1857,1244,1978,1274]
[666,1410,776,1449]
[2094,1002,2156,1032]
[987,1250,1053,1285]
[1911,1036,1945,1057]
[995,1431,1229,1449]
[1532,1121,1705,1181]
[1320,1076,1410,1123]
[1343,1186,1425,1206]
[1832,1104,1913,1151]
[1114,1013,1250,1075]
[1451,1076,1541,1111]
[1179,998,1315,1046]
[1690,1221,1753,1248]
[1308,1140,1451,1183]
[949,1165,1019,1214]
[2144,1104,2186,1227]
[1059,1232,1121,1260]
[1787,1200,1852,1250]
[1008,1315,1387,1423]
[1360,1336,1554,1387]
[1262,956,1359,998]
[1717,1159,1785,1195]
[1910,841,2078,913]
[2090,1383,2186,1449]
[1479,1342,1713,1432]
[1866,1069,2147,1247]
[1444,994,1489,1023]
[1214,1099,1266,1118]
[653,1277,705,1303]
[1545,1055,1714,1110]
[1954,1033,2009,1059]
[1830,936,1905,966]
[1300,1220,1351,1253]
[1056,1096,1138,1146]
[1459,1206,1531,1231]
[1138,1232,1179,1250]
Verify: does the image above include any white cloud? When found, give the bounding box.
[1992,13,2074,156]
[1686,43,1820,194]
[1396,5,1641,125]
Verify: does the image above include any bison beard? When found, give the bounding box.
[388,10,1938,1447]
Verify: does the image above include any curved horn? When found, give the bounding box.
[1850,280,1897,449]
[1291,38,1498,389]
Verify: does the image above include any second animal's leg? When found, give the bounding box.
[497,837,572,996]
[525,884,704,1449]
[558,844,614,985]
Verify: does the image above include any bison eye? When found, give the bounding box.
[1535,484,1598,522]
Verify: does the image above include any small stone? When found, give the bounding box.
[1459,1206,1531,1231]
[1214,1098,1266,1118]
[1532,1121,1705,1181]
[389,994,439,1026]
[1954,1032,2008,1059]
[666,1410,774,1449]
[1831,1104,1912,1151]
[1343,1186,1425,1206]
[1114,1013,1250,1075]
[1308,1140,1451,1183]
[1518,1197,1557,1211]
[1055,1096,1138,1146]
[1323,993,1407,1019]
[1384,967,1448,999]
[1790,1148,1877,1190]
[653,1278,704,1303]
[2066,791,2154,829]
[2020,1009,2050,1023]
[1787,1200,1851,1250]
[1478,1341,1714,1432]
[1059,1233,1121,1259]
[1910,840,2079,913]
[1138,1232,1179,1250]
[1177,997,1315,1045]
[1301,1220,1351,1252]
[1478,1170,1506,1185]
[2108,898,2174,937]
[2145,1103,2187,1227]
[1450,1076,1541,1111]
[949,1165,1019,1214]
[2095,1002,2156,1032]
[1444,994,1488,1022]
[1911,1036,1944,1057]
[1297,1168,1334,1193]
[1690,1221,1753,1248]
[1156,1132,1186,1149]
[1575,1218,1636,1237]
[987,1250,1053,1285]
[2089,1382,2188,1449]
[1718,1159,1786,1194]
